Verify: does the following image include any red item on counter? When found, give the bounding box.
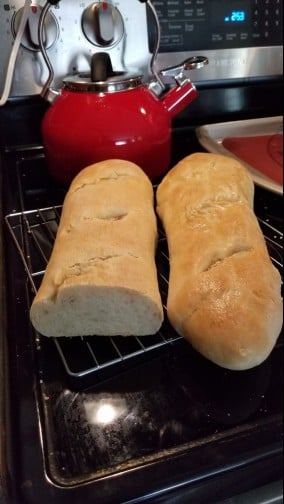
[222,134,283,186]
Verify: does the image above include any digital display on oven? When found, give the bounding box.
[211,0,247,25]
[212,0,250,28]
[147,0,283,53]
[224,11,246,23]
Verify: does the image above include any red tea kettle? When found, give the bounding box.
[39,1,208,185]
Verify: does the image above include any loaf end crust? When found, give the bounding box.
[30,159,164,337]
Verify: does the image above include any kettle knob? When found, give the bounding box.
[91,52,115,82]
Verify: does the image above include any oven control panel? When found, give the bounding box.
[148,0,283,52]
[0,0,283,98]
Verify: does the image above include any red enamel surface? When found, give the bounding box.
[41,82,197,185]
[222,134,283,186]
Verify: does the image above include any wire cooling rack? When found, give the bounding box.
[5,205,283,379]
[5,206,181,379]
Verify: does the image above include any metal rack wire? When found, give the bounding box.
[5,206,181,378]
[5,200,283,379]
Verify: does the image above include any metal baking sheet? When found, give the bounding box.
[196,116,283,195]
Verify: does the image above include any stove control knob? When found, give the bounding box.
[82,2,124,47]
[12,6,58,51]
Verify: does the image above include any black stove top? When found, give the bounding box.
[0,87,283,504]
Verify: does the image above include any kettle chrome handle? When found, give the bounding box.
[39,0,62,102]
[139,0,165,91]
[139,0,209,95]
[160,56,209,85]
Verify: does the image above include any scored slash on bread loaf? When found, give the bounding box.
[156,153,283,370]
[30,159,164,337]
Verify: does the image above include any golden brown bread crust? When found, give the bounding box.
[30,159,164,337]
[156,153,282,370]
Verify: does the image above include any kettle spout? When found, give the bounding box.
[159,55,208,118]
[161,81,198,119]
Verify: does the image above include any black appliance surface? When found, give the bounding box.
[0,84,283,504]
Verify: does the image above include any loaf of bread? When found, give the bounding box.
[156,153,282,370]
[30,159,164,337]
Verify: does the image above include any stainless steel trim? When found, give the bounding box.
[63,74,143,93]
[155,46,283,85]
